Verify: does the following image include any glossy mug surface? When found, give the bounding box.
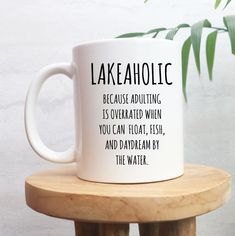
[25,38,183,183]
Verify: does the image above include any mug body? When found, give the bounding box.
[72,38,183,183]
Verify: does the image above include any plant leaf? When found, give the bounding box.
[191,19,211,74]
[206,30,218,80]
[223,15,235,54]
[224,0,232,9]
[215,0,222,8]
[177,23,190,28]
[116,32,145,38]
[146,27,166,34]
[165,24,190,40]
[166,28,178,40]
[150,28,167,38]
[182,36,192,102]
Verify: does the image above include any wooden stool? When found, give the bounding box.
[25,164,231,236]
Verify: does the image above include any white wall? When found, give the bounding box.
[0,0,234,235]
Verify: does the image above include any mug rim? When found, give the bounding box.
[73,38,179,52]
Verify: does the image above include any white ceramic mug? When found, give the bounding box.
[25,38,183,183]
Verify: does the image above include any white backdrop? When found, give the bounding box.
[0,0,234,235]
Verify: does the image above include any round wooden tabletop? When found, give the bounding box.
[25,164,231,223]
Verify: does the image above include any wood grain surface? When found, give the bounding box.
[25,164,231,223]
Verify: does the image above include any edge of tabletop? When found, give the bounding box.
[24,164,232,222]
[24,163,232,198]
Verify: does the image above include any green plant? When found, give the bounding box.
[117,1,235,101]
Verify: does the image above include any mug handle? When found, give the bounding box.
[24,63,76,163]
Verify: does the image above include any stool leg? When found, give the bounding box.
[138,217,196,236]
[74,221,99,236]
[99,223,129,236]
[138,223,159,236]
[159,217,196,236]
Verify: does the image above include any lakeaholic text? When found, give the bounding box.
[91,62,173,85]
